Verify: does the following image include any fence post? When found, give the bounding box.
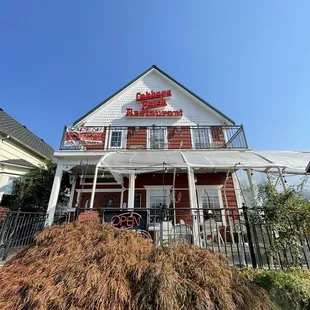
[159,204,165,246]
[242,203,257,268]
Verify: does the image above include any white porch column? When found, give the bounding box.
[89,165,99,209]
[128,173,135,209]
[46,164,64,226]
[187,166,200,245]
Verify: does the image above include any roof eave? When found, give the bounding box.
[0,129,52,160]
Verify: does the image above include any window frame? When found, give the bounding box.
[196,185,225,225]
[106,127,126,149]
[190,126,213,149]
[145,185,172,223]
[147,126,168,150]
[3,175,18,195]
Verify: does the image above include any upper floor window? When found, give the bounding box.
[148,126,167,149]
[192,127,211,149]
[109,128,124,149]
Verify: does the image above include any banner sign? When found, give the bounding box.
[64,127,104,148]
[103,210,148,231]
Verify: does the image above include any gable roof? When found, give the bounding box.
[0,109,54,159]
[73,65,235,125]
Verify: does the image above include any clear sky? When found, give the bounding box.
[0,1,309,151]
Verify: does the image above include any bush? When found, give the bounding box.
[0,221,274,310]
[238,268,310,310]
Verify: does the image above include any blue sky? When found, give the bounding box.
[0,1,309,150]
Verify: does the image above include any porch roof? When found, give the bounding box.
[97,150,310,175]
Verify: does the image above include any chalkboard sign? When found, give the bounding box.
[103,210,148,231]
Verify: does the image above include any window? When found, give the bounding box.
[148,127,167,149]
[134,194,141,209]
[146,187,170,223]
[4,176,17,195]
[192,127,211,149]
[197,187,224,223]
[109,128,123,148]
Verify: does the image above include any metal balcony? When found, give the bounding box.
[59,125,248,151]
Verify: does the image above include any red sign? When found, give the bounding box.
[126,108,183,117]
[136,90,171,101]
[64,127,104,148]
[126,89,183,118]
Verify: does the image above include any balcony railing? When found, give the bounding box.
[59,125,248,151]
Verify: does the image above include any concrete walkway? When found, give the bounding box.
[0,260,5,267]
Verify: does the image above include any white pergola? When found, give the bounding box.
[46,150,310,229]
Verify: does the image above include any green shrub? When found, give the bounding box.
[238,268,310,310]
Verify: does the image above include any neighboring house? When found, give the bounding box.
[0,108,54,203]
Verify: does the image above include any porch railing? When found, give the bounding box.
[59,125,248,151]
[0,210,47,260]
[78,205,310,270]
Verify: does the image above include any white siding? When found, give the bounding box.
[0,133,48,202]
[76,70,229,127]
[0,137,44,167]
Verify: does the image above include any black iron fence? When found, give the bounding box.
[0,210,47,260]
[81,205,310,269]
[60,125,248,151]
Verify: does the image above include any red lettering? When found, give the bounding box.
[136,90,172,102]
[150,111,155,116]
[168,111,173,116]
[134,111,139,116]
[126,108,133,116]
[133,216,141,226]
[111,215,120,227]
[142,101,148,110]
[180,109,183,116]
[126,216,134,227]
[120,216,127,226]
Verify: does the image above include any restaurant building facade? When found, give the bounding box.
[47,65,310,261]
